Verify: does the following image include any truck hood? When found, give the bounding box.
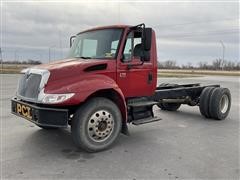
[33,58,109,81]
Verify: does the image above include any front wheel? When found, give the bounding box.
[71,97,122,152]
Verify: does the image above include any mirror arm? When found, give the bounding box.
[130,23,145,30]
[70,35,76,47]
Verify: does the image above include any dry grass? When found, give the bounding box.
[158,73,201,78]
[158,69,240,76]
[0,64,33,74]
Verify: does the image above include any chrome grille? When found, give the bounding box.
[17,73,42,99]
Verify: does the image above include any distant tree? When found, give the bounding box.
[3,60,42,65]
[236,62,240,70]
[158,59,240,70]
[27,59,41,65]
[158,60,178,69]
[187,62,193,69]
[212,59,224,70]
[198,61,209,70]
[165,60,177,69]
[223,61,233,70]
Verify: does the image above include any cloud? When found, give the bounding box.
[1,1,239,64]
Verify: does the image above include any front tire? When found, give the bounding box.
[71,97,122,152]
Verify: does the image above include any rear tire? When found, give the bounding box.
[209,88,231,120]
[199,87,216,118]
[71,97,122,152]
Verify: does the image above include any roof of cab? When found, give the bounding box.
[77,25,130,35]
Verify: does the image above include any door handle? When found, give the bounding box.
[148,72,153,84]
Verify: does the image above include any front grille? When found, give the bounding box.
[17,73,42,100]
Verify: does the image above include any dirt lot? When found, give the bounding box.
[0,74,239,179]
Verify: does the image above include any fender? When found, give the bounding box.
[44,74,127,121]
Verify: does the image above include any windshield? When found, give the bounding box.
[68,28,123,59]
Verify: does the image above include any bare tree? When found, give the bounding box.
[212,59,224,70]
[187,62,193,69]
[164,60,177,69]
[198,61,209,69]
[158,60,177,69]
[158,59,240,70]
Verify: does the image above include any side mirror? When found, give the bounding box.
[143,28,152,51]
[70,36,76,47]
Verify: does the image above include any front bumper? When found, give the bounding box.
[11,97,69,128]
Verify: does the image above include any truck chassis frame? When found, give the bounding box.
[153,83,220,105]
[126,83,229,126]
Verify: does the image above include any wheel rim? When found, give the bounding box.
[220,94,229,114]
[87,110,114,142]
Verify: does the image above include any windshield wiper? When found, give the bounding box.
[75,56,92,59]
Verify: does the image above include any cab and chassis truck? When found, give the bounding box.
[11,24,231,152]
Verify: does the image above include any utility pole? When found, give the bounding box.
[48,47,50,63]
[118,2,120,23]
[0,48,3,72]
[220,41,225,70]
[14,50,17,61]
[59,30,63,58]
[49,46,55,63]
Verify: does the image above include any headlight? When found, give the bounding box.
[42,93,75,104]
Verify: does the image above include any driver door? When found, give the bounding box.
[117,31,154,98]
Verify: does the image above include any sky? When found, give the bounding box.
[0,0,239,66]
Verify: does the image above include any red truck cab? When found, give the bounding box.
[11,24,231,152]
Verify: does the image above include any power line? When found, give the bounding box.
[159,28,239,39]
[153,18,239,29]
[161,32,238,39]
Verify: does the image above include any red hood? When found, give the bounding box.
[33,58,109,81]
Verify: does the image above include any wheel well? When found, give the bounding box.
[86,89,127,122]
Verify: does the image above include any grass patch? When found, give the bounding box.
[1,69,22,74]
[158,73,201,78]
[0,64,33,74]
[158,69,240,76]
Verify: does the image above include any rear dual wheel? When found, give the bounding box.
[199,87,215,118]
[199,87,231,120]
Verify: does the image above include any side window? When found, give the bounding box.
[122,31,142,62]
[111,40,119,56]
[122,32,133,61]
[82,39,97,57]
[134,37,141,47]
[73,39,82,57]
